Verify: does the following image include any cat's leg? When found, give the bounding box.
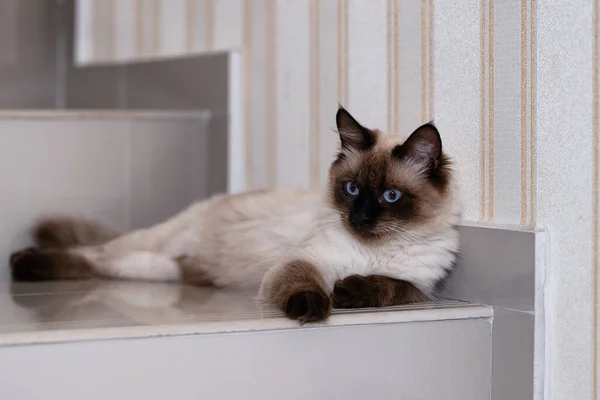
[10,246,185,283]
[332,274,430,309]
[259,259,331,323]
[10,223,210,284]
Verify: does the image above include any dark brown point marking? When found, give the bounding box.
[10,248,95,281]
[328,115,454,243]
[391,122,451,192]
[332,274,429,308]
[176,256,213,286]
[269,259,331,323]
[336,106,377,151]
[428,153,453,191]
[285,291,330,323]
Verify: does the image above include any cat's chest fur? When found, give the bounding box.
[297,218,459,295]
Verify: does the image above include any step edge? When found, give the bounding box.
[0,304,493,347]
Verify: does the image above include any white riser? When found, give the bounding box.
[0,311,492,400]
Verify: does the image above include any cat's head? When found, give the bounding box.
[328,106,455,242]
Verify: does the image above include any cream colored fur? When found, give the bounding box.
[76,189,323,289]
[55,144,460,309]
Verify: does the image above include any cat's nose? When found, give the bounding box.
[350,212,372,227]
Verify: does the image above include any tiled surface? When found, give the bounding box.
[0,279,491,346]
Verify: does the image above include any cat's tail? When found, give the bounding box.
[12,217,192,284]
[32,216,120,248]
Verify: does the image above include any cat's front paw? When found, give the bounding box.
[332,275,377,308]
[285,290,331,323]
[333,274,430,308]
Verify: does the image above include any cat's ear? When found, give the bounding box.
[336,106,376,151]
[393,122,442,167]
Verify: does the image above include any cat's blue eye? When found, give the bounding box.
[345,182,359,196]
[383,189,402,203]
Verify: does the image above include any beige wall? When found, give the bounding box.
[74,1,600,398]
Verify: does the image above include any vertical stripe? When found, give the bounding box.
[108,0,116,60]
[266,0,276,188]
[421,0,427,123]
[205,0,214,50]
[428,0,434,121]
[343,1,349,106]
[186,0,195,51]
[317,0,341,183]
[275,0,311,189]
[347,1,387,128]
[91,0,115,60]
[387,0,393,132]
[393,0,399,132]
[212,0,244,51]
[480,0,486,221]
[114,0,136,61]
[248,0,269,189]
[337,0,343,104]
[488,0,495,222]
[491,1,523,224]
[337,0,349,106]
[135,0,142,57]
[90,0,96,60]
[76,0,93,63]
[530,0,536,227]
[159,0,187,56]
[520,0,527,225]
[594,0,599,397]
[153,0,161,54]
[309,0,321,189]
[136,0,160,56]
[243,0,253,189]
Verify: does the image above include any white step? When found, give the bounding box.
[0,281,492,400]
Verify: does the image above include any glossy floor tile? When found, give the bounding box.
[0,280,489,345]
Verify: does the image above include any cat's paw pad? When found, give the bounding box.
[285,291,331,323]
[332,274,375,309]
[10,248,54,282]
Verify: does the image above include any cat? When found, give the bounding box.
[9,107,460,323]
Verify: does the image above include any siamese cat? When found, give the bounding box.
[10,107,460,323]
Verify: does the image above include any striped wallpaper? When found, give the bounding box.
[75,0,539,227]
[75,2,600,396]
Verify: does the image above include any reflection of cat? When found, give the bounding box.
[10,107,460,323]
[10,280,259,327]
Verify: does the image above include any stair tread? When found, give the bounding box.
[0,281,492,346]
